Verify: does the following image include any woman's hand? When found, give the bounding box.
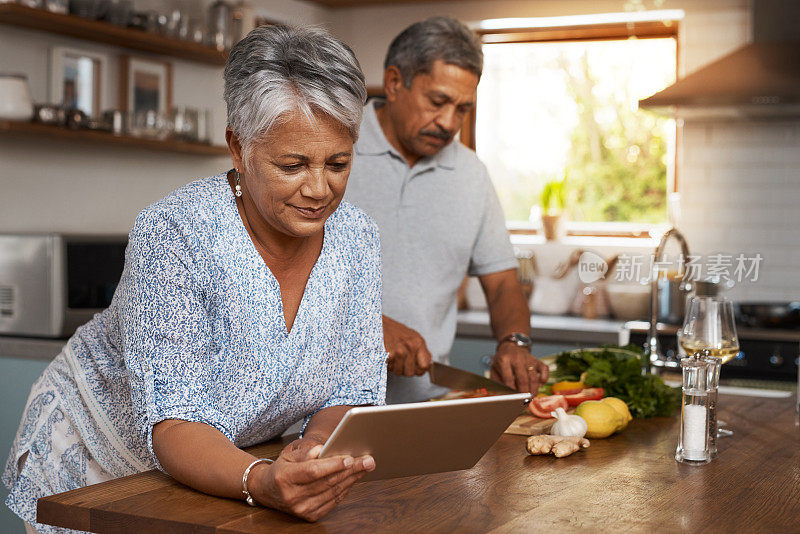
[251,439,375,522]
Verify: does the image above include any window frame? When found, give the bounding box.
[467,19,680,239]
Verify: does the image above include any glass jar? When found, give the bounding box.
[44,0,69,14]
[105,0,132,27]
[230,0,255,44]
[207,0,231,51]
[171,106,199,142]
[196,108,212,143]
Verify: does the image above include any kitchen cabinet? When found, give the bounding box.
[0,355,52,534]
[453,310,628,374]
[451,338,578,375]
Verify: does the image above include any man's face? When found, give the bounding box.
[387,60,479,163]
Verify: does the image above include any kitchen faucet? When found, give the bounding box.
[644,227,690,372]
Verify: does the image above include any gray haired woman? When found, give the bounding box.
[4,24,385,531]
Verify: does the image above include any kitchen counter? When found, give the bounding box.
[0,335,66,360]
[37,395,800,532]
[626,320,800,342]
[457,310,628,345]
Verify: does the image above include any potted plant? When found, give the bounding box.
[540,175,567,241]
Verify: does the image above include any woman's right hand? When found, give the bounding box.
[251,440,375,522]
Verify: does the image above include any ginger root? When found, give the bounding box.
[526,435,590,458]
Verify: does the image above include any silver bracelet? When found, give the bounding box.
[242,457,274,507]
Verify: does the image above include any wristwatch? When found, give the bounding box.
[498,332,533,349]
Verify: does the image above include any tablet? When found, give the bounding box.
[318,393,531,481]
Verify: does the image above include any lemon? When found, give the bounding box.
[601,397,633,431]
[574,400,623,439]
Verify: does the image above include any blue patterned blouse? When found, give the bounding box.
[3,174,387,532]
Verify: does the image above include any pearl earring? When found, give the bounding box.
[234,168,242,197]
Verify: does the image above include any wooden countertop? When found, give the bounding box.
[38,395,799,532]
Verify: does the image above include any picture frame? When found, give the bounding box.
[119,55,173,115]
[49,46,109,117]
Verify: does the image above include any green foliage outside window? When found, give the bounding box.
[477,38,675,226]
[562,54,669,224]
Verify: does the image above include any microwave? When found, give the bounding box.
[0,234,128,338]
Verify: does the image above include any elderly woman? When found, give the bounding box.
[3,24,385,531]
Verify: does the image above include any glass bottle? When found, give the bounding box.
[207,0,231,51]
[675,356,712,465]
[230,0,256,45]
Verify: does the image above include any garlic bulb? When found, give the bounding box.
[550,407,588,438]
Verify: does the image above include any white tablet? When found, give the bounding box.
[318,393,531,481]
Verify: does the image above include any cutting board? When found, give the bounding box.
[433,389,563,436]
[504,413,557,436]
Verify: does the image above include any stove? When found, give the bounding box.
[626,320,799,383]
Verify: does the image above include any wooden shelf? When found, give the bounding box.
[0,4,228,66]
[0,120,229,156]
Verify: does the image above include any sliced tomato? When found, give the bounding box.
[564,387,605,406]
[527,395,569,418]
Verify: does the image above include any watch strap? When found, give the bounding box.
[498,332,532,348]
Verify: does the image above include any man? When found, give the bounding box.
[345,16,548,403]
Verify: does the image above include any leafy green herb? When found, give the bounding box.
[553,345,680,418]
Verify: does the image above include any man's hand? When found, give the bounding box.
[490,344,549,393]
[383,315,432,377]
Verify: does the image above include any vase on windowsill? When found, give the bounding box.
[541,213,565,241]
[539,174,568,241]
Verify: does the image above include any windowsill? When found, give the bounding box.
[510,233,659,249]
[508,219,662,233]
[507,222,663,249]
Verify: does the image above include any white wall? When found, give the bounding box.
[327,0,749,86]
[0,0,329,235]
[2,0,797,300]
[679,120,800,301]
[657,3,800,301]
[330,0,800,302]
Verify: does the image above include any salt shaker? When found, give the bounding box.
[675,356,712,465]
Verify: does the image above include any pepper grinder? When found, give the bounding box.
[701,351,722,457]
[675,356,712,465]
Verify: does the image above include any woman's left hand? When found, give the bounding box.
[251,439,375,521]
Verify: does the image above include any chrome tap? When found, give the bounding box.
[644,227,690,372]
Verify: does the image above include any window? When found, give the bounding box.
[473,12,681,236]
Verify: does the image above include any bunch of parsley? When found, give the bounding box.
[553,345,680,418]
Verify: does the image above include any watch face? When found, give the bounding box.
[512,333,532,346]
